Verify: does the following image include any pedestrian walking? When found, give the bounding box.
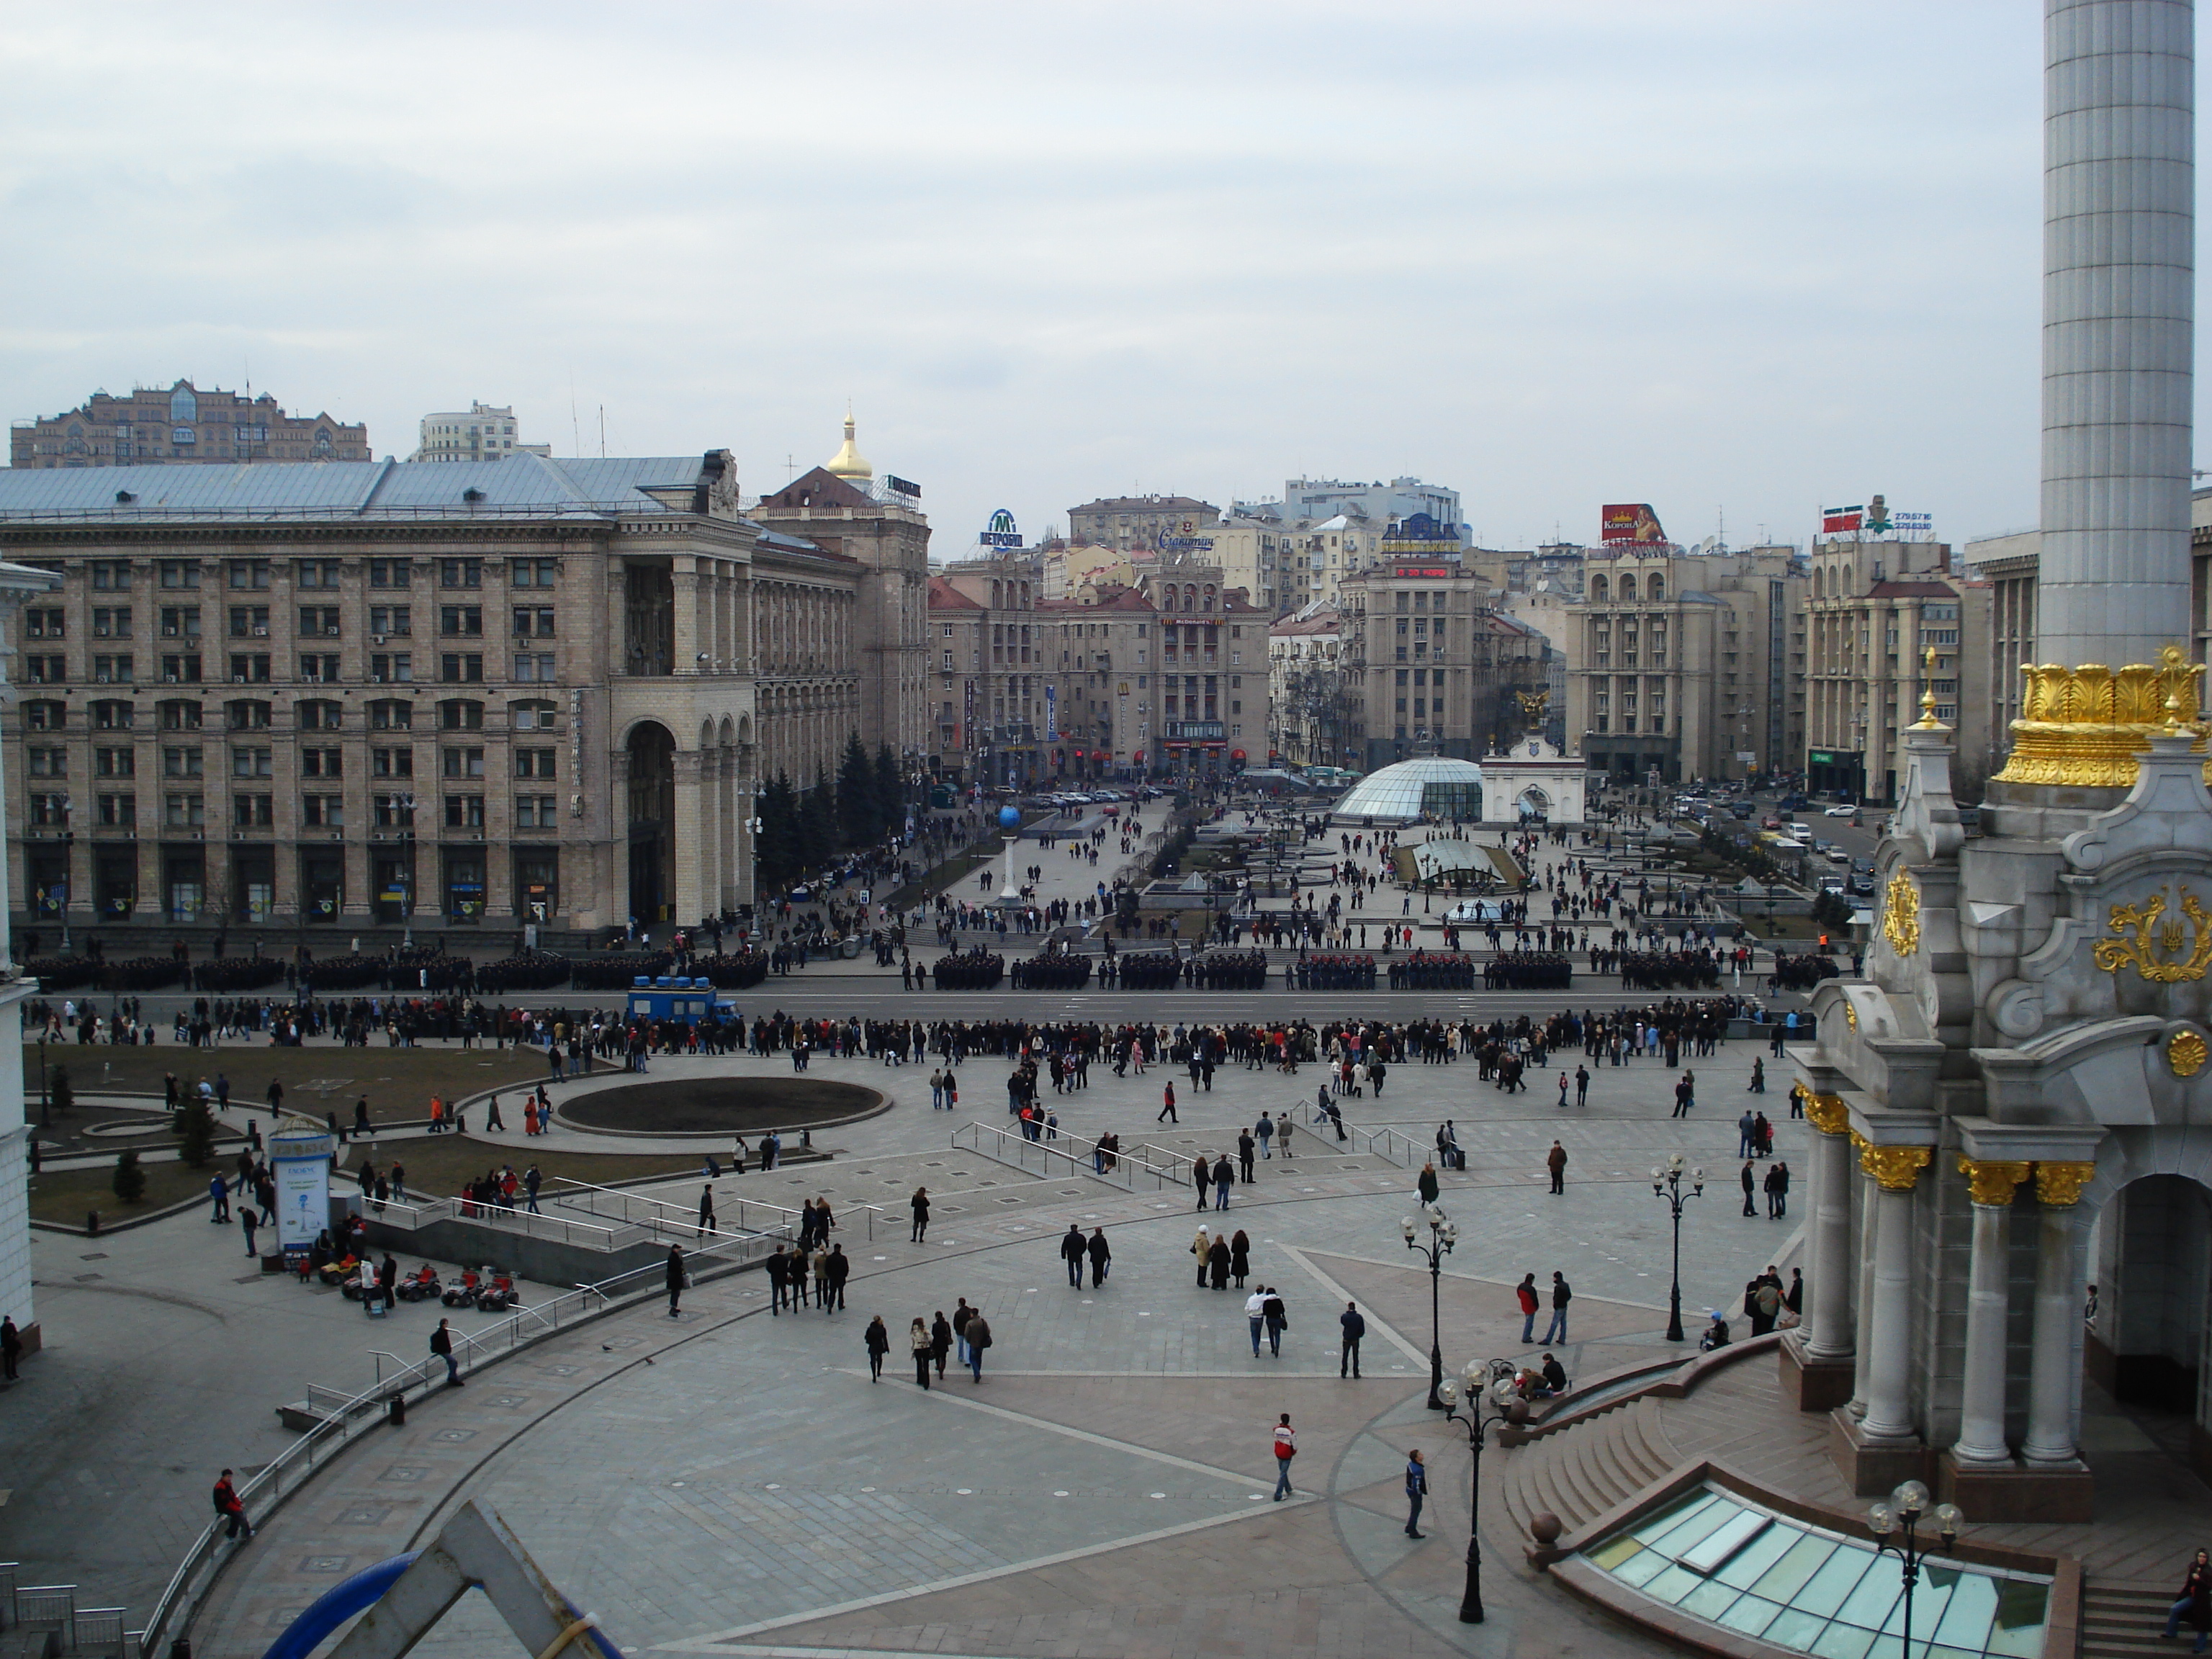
[212,1469,253,1541]
[1208,1232,1231,1290]
[1542,1272,1572,1344]
[1192,1224,1213,1286]
[1765,1161,1790,1218]
[208,1174,230,1223]
[1748,1058,1766,1094]
[909,1317,934,1388]
[864,1315,890,1381]
[1272,1413,1297,1500]
[766,1244,791,1314]
[697,1184,716,1238]
[666,1244,686,1317]
[911,1186,930,1243]
[952,1298,974,1364]
[1517,1273,1539,1345]
[1547,1141,1568,1195]
[1159,1081,1178,1123]
[431,1318,462,1386]
[1229,1228,1250,1287]
[1,1316,22,1381]
[930,1310,952,1378]
[1340,1300,1365,1378]
[1212,1154,1234,1211]
[1061,1222,1088,1287]
[1575,1064,1590,1106]
[1417,1161,1440,1205]
[824,1243,850,1311]
[1238,1130,1256,1184]
[1740,1159,1758,1216]
[1191,1154,1210,1211]
[240,1206,261,1258]
[1262,1286,1288,1357]
[965,1311,991,1381]
[1403,1448,1429,1537]
[1087,1228,1111,1285]
[1246,1286,1267,1354]
[2160,1549,2211,1653]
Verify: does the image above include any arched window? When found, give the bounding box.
[226,699,271,731]
[170,383,197,423]
[158,698,202,731]
[1182,584,1196,613]
[313,428,333,457]
[369,698,414,730]
[991,580,1003,608]
[91,700,134,731]
[1618,575,1637,601]
[24,699,66,731]
[1203,585,1216,611]
[1590,575,1609,603]
[298,698,342,730]
[1647,575,1664,601]
[511,698,560,732]
[439,698,485,731]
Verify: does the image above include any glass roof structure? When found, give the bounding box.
[1334,756,1484,822]
[1582,1487,2051,1659]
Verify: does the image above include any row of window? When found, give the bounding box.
[32,605,557,640]
[34,744,557,780]
[21,697,562,733]
[26,650,560,686]
[70,557,560,592]
[43,793,563,830]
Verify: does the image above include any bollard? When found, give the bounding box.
[86,1209,101,1236]
[388,1391,407,1428]
[170,1637,192,1659]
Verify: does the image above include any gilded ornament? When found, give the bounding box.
[1804,1093,1851,1136]
[1861,1142,1932,1192]
[1882,870,1922,958]
[2032,1161,2095,1207]
[2169,1029,2208,1078]
[1844,1002,1859,1032]
[1956,1156,2031,1206]
[1992,647,2207,788]
[2092,888,2212,984]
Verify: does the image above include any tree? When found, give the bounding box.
[873,744,904,837]
[49,1064,73,1118]
[756,772,800,893]
[112,1148,146,1205]
[799,765,837,863]
[835,731,878,848]
[176,1095,217,1169]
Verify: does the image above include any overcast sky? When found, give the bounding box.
[0,2,2172,556]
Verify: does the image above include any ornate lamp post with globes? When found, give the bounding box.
[1401,1203,1458,1409]
[1434,1357,1521,1624]
[1868,1480,1962,1659]
[1651,1151,1704,1342]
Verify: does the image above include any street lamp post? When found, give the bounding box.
[37,1035,49,1127]
[1868,1480,1961,1659]
[1651,1152,1705,1342]
[1435,1357,1521,1624]
[1401,1204,1460,1409]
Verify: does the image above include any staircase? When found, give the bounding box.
[2080,1582,2183,1659]
[1498,1395,1682,1544]
[0,1567,128,1659]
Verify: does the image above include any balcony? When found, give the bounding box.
[1164,720,1225,741]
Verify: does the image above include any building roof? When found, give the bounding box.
[1335,756,1486,822]
[1866,580,1960,598]
[926,577,984,611]
[0,454,722,523]
[1269,611,1341,637]
[1069,495,1216,514]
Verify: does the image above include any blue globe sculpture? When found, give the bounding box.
[997,806,1022,830]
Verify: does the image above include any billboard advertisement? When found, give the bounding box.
[1045,684,1058,742]
[1822,505,1864,535]
[268,1122,335,1262]
[1601,503,1667,544]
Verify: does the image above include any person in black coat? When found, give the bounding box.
[863,1316,889,1382]
[1087,1228,1111,1285]
[1340,1300,1366,1378]
[2162,1549,2212,1652]
[1208,1234,1232,1290]
[1061,1223,1088,1287]
[824,1244,850,1312]
[665,1244,685,1318]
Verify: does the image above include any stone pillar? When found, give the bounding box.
[1847,1168,1881,1418]
[1954,1158,2033,1465]
[2024,1160,2096,1465]
[1858,1141,1931,1442]
[673,749,703,927]
[1806,1095,1858,1360]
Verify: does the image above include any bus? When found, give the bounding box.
[626,977,739,1026]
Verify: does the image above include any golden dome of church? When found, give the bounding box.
[825,413,872,481]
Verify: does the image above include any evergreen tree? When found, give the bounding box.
[49,1064,73,1118]
[835,731,877,848]
[757,772,799,892]
[799,765,837,862]
[176,1095,217,1168]
[112,1148,146,1205]
[874,745,904,837]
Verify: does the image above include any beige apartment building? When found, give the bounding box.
[413,403,550,463]
[1801,536,1989,802]
[1339,553,1549,773]
[11,380,369,468]
[1266,605,1344,768]
[1563,546,1807,786]
[1066,495,1220,552]
[0,437,931,943]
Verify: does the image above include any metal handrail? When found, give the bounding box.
[547,1174,882,1244]
[133,1223,772,1659]
[370,1194,645,1251]
[950,1120,1132,1190]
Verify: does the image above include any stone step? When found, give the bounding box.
[2081,1583,2186,1659]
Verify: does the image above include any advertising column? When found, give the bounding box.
[269,1116,336,1267]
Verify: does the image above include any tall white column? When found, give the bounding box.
[1806,1100,1857,1360]
[2023,1161,2095,1465]
[1858,1144,1931,1442]
[1953,1159,2031,1465]
[1847,1170,1882,1417]
[2038,0,2195,665]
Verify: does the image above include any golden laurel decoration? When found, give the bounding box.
[1955,1155,2031,1206]
[1843,1002,1858,1032]
[1803,1092,1850,1136]
[2169,1030,2208,1078]
[1882,870,1921,958]
[2032,1161,2095,1207]
[1992,646,2207,788]
[1861,1142,1932,1192]
[2092,889,2212,984]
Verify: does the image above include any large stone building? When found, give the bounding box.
[10,381,369,469]
[1266,604,1345,768]
[1339,549,1549,773]
[1563,544,1807,786]
[1065,494,1219,552]
[413,403,550,464]
[1802,536,1990,801]
[0,434,928,944]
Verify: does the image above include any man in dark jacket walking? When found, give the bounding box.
[1060,1223,1088,1287]
[824,1244,850,1311]
[1542,1272,1572,1344]
[665,1244,686,1317]
[1087,1227,1111,1285]
[1403,1448,1428,1537]
[1340,1300,1366,1377]
[1547,1141,1568,1195]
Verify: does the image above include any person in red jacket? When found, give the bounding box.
[212,1469,253,1541]
[1517,1272,1540,1344]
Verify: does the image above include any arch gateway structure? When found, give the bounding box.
[1785,0,2203,1524]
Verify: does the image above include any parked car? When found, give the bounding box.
[1761,815,1784,830]
[1850,872,1876,896]
[1824,803,1856,817]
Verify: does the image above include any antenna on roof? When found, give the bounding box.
[570,376,580,459]
[598,405,606,458]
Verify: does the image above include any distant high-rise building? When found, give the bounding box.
[9,380,369,469]
[413,403,549,464]
[1066,494,1219,552]
[1237,477,1466,543]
